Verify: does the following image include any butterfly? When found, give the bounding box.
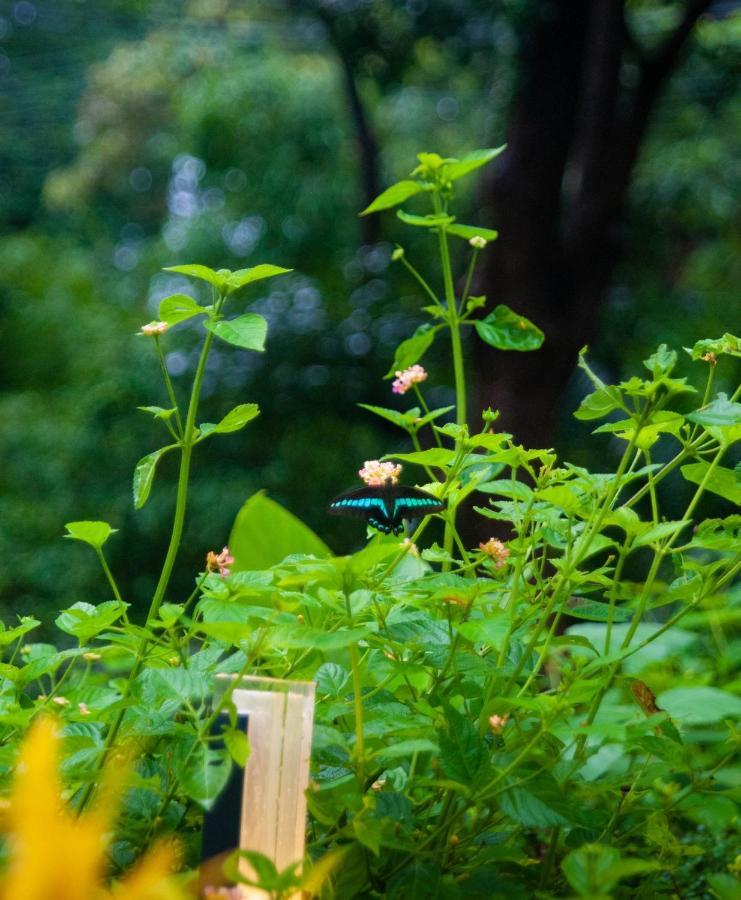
[329,480,446,535]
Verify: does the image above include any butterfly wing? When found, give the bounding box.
[328,486,393,528]
[390,486,446,522]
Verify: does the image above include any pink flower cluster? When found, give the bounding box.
[206,546,234,577]
[139,320,169,336]
[479,537,510,569]
[358,460,402,486]
[392,364,428,395]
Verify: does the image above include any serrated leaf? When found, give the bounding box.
[55,601,127,643]
[177,743,232,810]
[199,403,260,438]
[137,405,177,421]
[64,521,117,549]
[686,393,741,428]
[158,293,207,325]
[133,446,175,509]
[0,617,41,647]
[384,448,457,467]
[445,223,499,241]
[205,313,268,352]
[226,264,292,293]
[574,385,625,421]
[360,180,424,215]
[385,324,439,378]
[164,264,226,290]
[443,146,505,181]
[474,304,544,351]
[565,597,631,623]
[657,686,741,724]
[438,707,486,783]
[632,520,690,548]
[686,333,741,360]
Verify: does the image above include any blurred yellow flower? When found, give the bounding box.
[0,717,186,900]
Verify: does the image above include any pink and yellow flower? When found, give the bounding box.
[358,460,402,486]
[206,546,234,577]
[391,365,427,395]
[479,538,510,569]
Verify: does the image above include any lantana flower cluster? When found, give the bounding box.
[392,364,427,395]
[479,537,510,569]
[359,460,402,486]
[206,546,234,577]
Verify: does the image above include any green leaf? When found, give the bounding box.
[707,873,741,900]
[454,614,509,649]
[574,386,625,421]
[176,743,232,810]
[371,738,439,762]
[137,405,177,421]
[384,448,457,467]
[499,780,573,828]
[199,403,260,438]
[358,403,418,431]
[205,313,268,352]
[64,521,117,549]
[0,616,41,647]
[657,686,741,724]
[229,491,331,570]
[594,411,685,450]
[55,601,127,643]
[360,180,424,215]
[643,344,677,377]
[681,462,741,505]
[686,392,741,430]
[632,520,690,548]
[158,293,207,325]
[226,264,292,293]
[163,264,226,290]
[565,597,631,623]
[385,324,439,378]
[686,333,741,361]
[438,708,486,783]
[443,146,506,182]
[315,663,350,698]
[133,446,175,510]
[396,210,454,228]
[223,728,250,767]
[562,844,659,897]
[474,305,544,352]
[445,223,499,242]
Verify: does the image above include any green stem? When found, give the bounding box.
[350,644,366,784]
[95,547,126,620]
[155,336,184,437]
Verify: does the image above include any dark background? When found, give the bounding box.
[0,0,738,620]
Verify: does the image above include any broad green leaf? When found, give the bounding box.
[164,264,226,290]
[594,411,684,450]
[565,597,631,623]
[223,728,250,766]
[443,146,505,182]
[474,305,544,352]
[360,180,424,215]
[226,264,292,293]
[632,520,690,548]
[681,462,741,505]
[205,313,268,352]
[384,448,457,467]
[415,405,456,427]
[229,491,331,571]
[686,393,741,439]
[685,333,741,361]
[499,781,573,828]
[657,686,741,724]
[574,385,625,421]
[133,446,175,510]
[0,616,41,647]
[455,615,509,649]
[707,873,741,900]
[55,601,127,643]
[385,324,439,378]
[445,223,499,242]
[199,403,260,438]
[643,344,677,377]
[158,293,207,325]
[268,624,371,651]
[396,210,454,228]
[358,403,418,431]
[176,743,231,809]
[64,521,117,549]
[562,844,658,897]
[438,708,486,783]
[315,662,350,698]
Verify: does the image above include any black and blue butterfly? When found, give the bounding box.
[329,480,445,535]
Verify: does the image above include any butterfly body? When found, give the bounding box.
[329,481,445,535]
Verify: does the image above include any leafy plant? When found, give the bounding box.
[0,150,737,899]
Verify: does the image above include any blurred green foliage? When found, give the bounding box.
[0,0,738,621]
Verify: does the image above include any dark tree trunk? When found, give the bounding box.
[475,0,713,450]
